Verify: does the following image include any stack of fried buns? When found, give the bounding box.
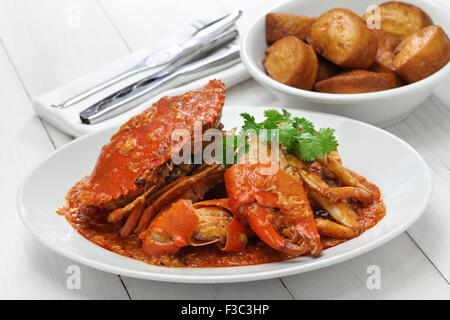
[263,1,450,93]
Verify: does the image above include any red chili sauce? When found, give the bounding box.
[58,176,385,268]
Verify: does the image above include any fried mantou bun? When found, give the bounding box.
[264,36,318,90]
[363,1,432,40]
[266,12,316,44]
[369,29,400,73]
[316,56,341,82]
[309,8,378,69]
[315,70,402,93]
[393,25,450,83]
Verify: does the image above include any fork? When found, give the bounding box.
[52,11,241,109]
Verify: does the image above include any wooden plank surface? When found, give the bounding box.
[0,0,130,97]
[386,94,450,281]
[282,233,449,299]
[98,0,227,51]
[0,41,128,299]
[0,0,131,147]
[0,0,449,299]
[121,278,294,300]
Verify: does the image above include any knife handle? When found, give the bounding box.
[51,64,149,109]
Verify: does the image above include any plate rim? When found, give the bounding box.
[16,106,432,283]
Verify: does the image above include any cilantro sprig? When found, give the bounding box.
[224,109,338,163]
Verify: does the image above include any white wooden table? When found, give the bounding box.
[1,0,449,299]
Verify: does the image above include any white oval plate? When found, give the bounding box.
[17,106,431,283]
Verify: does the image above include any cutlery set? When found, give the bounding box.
[53,11,242,124]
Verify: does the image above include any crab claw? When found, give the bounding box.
[225,163,322,256]
[193,199,247,252]
[141,200,197,256]
[141,199,246,256]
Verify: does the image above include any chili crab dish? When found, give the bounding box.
[58,80,386,268]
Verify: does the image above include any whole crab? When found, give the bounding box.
[66,80,226,236]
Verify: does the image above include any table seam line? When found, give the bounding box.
[404,114,450,172]
[0,38,31,100]
[431,94,450,112]
[92,0,137,299]
[118,275,132,300]
[0,38,58,149]
[279,278,296,300]
[96,0,133,53]
[405,231,450,285]
[214,0,229,14]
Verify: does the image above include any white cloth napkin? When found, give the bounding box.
[31,18,250,137]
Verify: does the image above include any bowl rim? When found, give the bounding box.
[240,0,450,102]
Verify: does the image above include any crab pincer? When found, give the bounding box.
[140,199,247,256]
[224,163,322,256]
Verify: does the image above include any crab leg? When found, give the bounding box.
[284,152,372,204]
[299,168,373,204]
[308,189,360,231]
[319,153,371,194]
[283,153,360,231]
[108,185,157,224]
[119,201,145,237]
[314,218,356,239]
[135,164,224,234]
[110,164,221,236]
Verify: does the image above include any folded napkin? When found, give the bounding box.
[32,16,250,137]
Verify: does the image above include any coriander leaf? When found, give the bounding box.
[292,117,315,133]
[316,128,338,155]
[263,109,291,130]
[239,109,339,162]
[263,109,291,126]
[291,132,321,161]
[278,122,297,148]
[240,113,260,133]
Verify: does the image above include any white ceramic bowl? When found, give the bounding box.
[240,0,450,127]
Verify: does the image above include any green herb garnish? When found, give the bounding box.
[239,109,338,162]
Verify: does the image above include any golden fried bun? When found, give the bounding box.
[316,56,341,82]
[308,8,378,69]
[264,36,318,90]
[393,25,450,83]
[266,12,316,44]
[315,70,402,93]
[363,1,432,40]
[372,29,400,52]
[369,29,400,73]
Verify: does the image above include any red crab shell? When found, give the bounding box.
[67,80,226,208]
